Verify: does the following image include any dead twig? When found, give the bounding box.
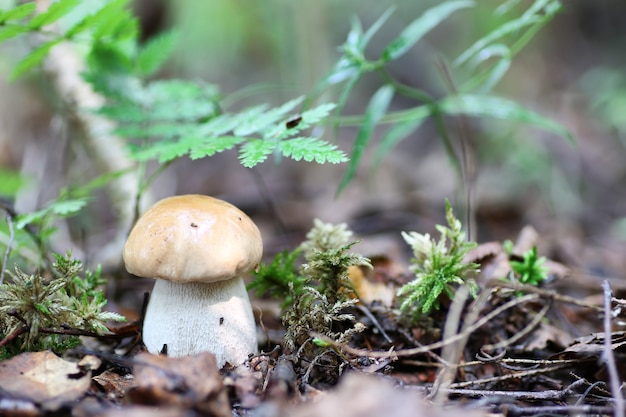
[504,404,615,416]
[446,364,571,389]
[0,326,28,347]
[442,377,587,401]
[492,280,604,312]
[402,355,589,370]
[603,280,625,417]
[432,284,479,402]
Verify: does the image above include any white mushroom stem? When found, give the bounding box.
[142,277,258,367]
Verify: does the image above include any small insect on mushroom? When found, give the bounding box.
[123,194,262,368]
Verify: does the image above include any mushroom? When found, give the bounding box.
[122,194,262,367]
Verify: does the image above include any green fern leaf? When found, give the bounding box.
[239,139,275,168]
[28,0,80,29]
[266,102,337,139]
[188,136,245,160]
[97,102,146,123]
[116,123,195,139]
[109,12,138,40]
[0,2,36,23]
[300,103,337,126]
[136,30,179,77]
[0,26,29,42]
[65,0,130,38]
[87,41,133,73]
[279,137,348,163]
[145,80,219,121]
[236,97,304,137]
[231,104,270,136]
[199,114,241,136]
[10,38,62,80]
[129,136,197,163]
[15,197,88,228]
[147,79,213,99]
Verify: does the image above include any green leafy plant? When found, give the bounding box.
[397,201,479,319]
[0,0,345,272]
[305,0,570,195]
[0,251,125,355]
[509,246,548,286]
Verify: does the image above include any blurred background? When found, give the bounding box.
[1,0,626,292]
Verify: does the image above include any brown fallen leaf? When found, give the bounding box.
[93,370,135,401]
[127,352,230,417]
[0,350,92,411]
[349,263,396,307]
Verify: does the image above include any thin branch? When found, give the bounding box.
[315,292,539,359]
[431,284,473,402]
[447,364,570,389]
[490,280,605,312]
[0,326,28,347]
[442,378,587,401]
[504,404,615,416]
[603,280,625,417]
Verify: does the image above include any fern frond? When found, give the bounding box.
[234,97,303,136]
[279,137,348,163]
[11,38,62,80]
[188,136,245,160]
[239,139,276,168]
[136,29,179,76]
[28,0,79,30]
[0,3,36,23]
[0,26,28,42]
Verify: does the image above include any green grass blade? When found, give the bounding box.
[337,84,394,196]
[362,6,395,48]
[382,0,474,62]
[10,38,62,81]
[0,2,36,23]
[439,94,574,142]
[28,0,80,29]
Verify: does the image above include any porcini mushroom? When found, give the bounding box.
[122,194,262,367]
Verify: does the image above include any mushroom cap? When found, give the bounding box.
[123,194,263,283]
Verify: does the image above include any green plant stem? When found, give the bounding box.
[377,68,433,102]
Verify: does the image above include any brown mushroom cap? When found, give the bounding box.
[123,194,263,283]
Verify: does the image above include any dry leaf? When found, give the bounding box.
[93,370,135,400]
[0,351,92,411]
[128,352,230,417]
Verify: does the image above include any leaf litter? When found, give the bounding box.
[0,224,623,417]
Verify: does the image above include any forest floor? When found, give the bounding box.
[0,207,624,417]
